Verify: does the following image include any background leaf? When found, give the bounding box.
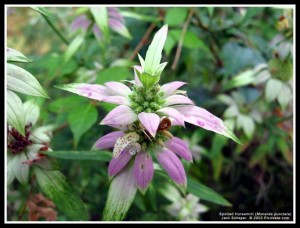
[164,8,188,26]
[96,67,132,84]
[34,167,89,221]
[67,103,98,147]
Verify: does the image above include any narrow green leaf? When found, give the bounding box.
[146,183,157,211]
[164,8,188,26]
[64,35,84,62]
[7,91,25,136]
[249,144,269,167]
[34,167,88,221]
[223,125,243,145]
[187,177,232,207]
[103,162,137,221]
[31,7,58,20]
[154,62,168,76]
[90,7,109,41]
[276,138,293,165]
[144,25,168,75]
[137,53,145,69]
[7,63,49,98]
[223,69,256,91]
[6,47,32,63]
[41,150,112,162]
[67,103,98,147]
[207,7,214,17]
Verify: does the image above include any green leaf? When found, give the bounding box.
[6,48,32,63]
[207,7,214,17]
[136,70,160,91]
[48,96,87,113]
[7,63,49,98]
[34,167,88,221]
[211,134,227,181]
[64,35,84,62]
[146,183,157,211]
[223,69,256,91]
[249,144,269,167]
[163,34,176,55]
[7,91,25,136]
[68,103,98,147]
[41,150,112,162]
[31,7,58,20]
[187,177,232,206]
[90,7,109,41]
[172,29,209,50]
[144,25,168,75]
[103,162,137,221]
[224,105,239,118]
[110,59,136,68]
[222,125,243,145]
[265,78,283,102]
[277,84,292,110]
[276,138,292,165]
[164,8,188,26]
[237,114,255,139]
[120,11,160,23]
[96,67,131,84]
[12,153,29,184]
[217,94,235,105]
[221,42,265,76]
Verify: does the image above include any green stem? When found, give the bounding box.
[42,15,69,45]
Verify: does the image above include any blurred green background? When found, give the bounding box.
[7,6,293,221]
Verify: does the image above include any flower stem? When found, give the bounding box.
[41,14,69,45]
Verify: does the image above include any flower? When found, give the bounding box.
[58,68,240,143]
[7,98,53,185]
[71,7,131,39]
[58,25,240,194]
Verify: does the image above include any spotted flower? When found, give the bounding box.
[57,25,240,195]
[71,7,131,39]
[7,95,53,185]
